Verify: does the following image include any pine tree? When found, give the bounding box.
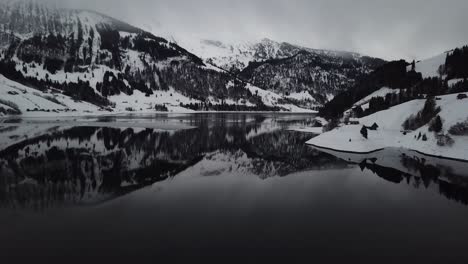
[360,126,368,139]
[429,115,443,133]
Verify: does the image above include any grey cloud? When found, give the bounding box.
[57,0,468,60]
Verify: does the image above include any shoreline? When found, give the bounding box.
[307,142,468,163]
[307,93,468,164]
[0,110,318,119]
[307,143,385,155]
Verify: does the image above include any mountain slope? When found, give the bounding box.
[175,37,385,108]
[320,45,468,119]
[408,52,448,78]
[308,92,468,161]
[0,0,311,115]
[178,38,305,72]
[310,45,468,161]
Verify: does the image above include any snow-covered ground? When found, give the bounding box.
[0,74,103,117]
[408,51,449,78]
[308,93,468,161]
[0,74,313,117]
[354,87,398,107]
[245,84,316,113]
[285,91,316,102]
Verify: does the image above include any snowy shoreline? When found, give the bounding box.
[0,110,317,119]
[307,93,468,162]
[0,73,316,119]
[309,143,468,163]
[308,143,384,155]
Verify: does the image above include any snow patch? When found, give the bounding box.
[409,52,448,78]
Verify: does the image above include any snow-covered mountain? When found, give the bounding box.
[177,38,302,72]
[0,0,312,116]
[172,36,386,108]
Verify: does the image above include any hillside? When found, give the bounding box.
[0,0,312,115]
[310,44,468,160]
[321,45,468,120]
[173,37,385,108]
[408,52,448,78]
[308,92,468,161]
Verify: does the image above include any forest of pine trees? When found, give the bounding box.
[444,46,468,79]
[320,60,422,118]
[321,54,468,119]
[402,97,441,131]
[0,60,111,107]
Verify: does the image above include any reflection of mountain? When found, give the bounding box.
[313,146,468,206]
[0,117,344,209]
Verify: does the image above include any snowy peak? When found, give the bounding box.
[0,0,141,38]
[169,36,386,108]
[179,37,372,72]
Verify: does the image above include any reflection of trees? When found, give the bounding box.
[358,155,468,206]
[0,117,343,209]
[246,131,347,176]
[360,162,408,184]
[438,180,468,205]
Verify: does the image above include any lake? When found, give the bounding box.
[1,113,468,262]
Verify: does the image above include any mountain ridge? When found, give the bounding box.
[0,0,316,116]
[171,36,385,108]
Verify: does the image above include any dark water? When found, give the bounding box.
[1,114,468,262]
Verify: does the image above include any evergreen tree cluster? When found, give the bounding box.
[11,30,95,74]
[239,51,384,106]
[157,63,257,103]
[360,126,368,139]
[322,56,468,120]
[97,28,122,69]
[44,58,64,74]
[448,119,468,136]
[0,60,111,107]
[179,102,281,112]
[132,34,180,60]
[154,104,168,112]
[321,60,422,118]
[429,115,443,133]
[402,97,441,131]
[444,46,468,79]
[96,71,132,97]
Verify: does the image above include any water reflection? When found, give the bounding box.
[2,113,468,211]
[2,115,468,260]
[0,114,344,209]
[312,146,468,206]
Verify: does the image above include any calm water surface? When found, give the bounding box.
[1,113,468,262]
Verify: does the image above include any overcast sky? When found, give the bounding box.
[59,0,468,60]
